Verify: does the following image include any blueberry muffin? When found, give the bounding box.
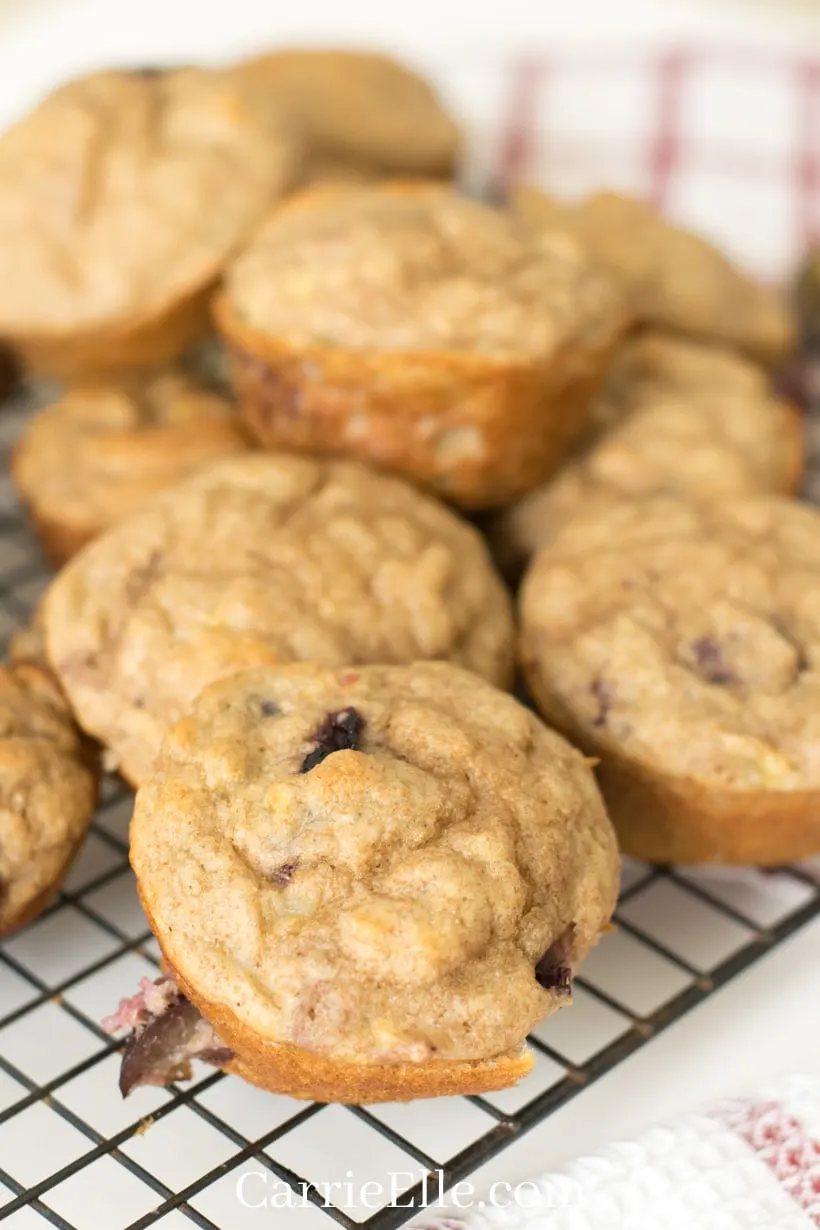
[0,662,98,936]
[513,188,795,365]
[105,661,618,1101]
[233,49,461,182]
[494,365,802,577]
[12,368,248,564]
[42,455,515,786]
[216,183,629,508]
[0,68,296,378]
[520,494,820,864]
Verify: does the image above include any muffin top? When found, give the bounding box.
[43,454,515,785]
[223,185,627,358]
[497,387,800,572]
[513,188,795,363]
[131,662,618,1064]
[521,495,820,791]
[606,330,774,403]
[233,49,461,174]
[0,69,295,338]
[13,369,247,535]
[0,663,97,935]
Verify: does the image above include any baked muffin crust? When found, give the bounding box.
[521,495,820,863]
[494,331,802,576]
[43,455,514,785]
[131,662,618,1074]
[233,49,461,177]
[0,68,296,374]
[225,186,621,355]
[0,663,98,935]
[218,185,629,507]
[12,368,248,563]
[496,390,801,576]
[513,187,795,364]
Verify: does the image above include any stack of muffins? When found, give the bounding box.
[0,49,814,1106]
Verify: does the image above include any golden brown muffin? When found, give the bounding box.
[513,187,796,365]
[104,661,618,1102]
[607,330,780,403]
[0,661,98,936]
[0,68,297,378]
[42,454,515,786]
[216,184,630,508]
[520,494,820,865]
[12,368,249,564]
[493,337,803,578]
[296,153,387,189]
[233,49,461,180]
[586,328,781,441]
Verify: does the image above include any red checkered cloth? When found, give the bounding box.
[438,44,820,284]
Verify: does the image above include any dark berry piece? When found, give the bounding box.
[269,861,298,886]
[691,636,734,686]
[260,699,280,717]
[199,1046,235,1067]
[300,708,365,774]
[535,924,576,996]
[119,993,233,1096]
[535,961,572,995]
[589,678,612,727]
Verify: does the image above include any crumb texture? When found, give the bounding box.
[13,368,247,551]
[521,495,820,790]
[0,665,97,934]
[494,332,800,573]
[131,661,619,1065]
[234,50,461,174]
[44,455,514,784]
[225,186,625,357]
[0,69,294,337]
[513,188,795,361]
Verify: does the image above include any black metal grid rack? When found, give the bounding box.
[0,388,818,1230]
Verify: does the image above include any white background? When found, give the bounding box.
[0,0,819,128]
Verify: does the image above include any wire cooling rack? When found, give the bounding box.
[0,389,819,1230]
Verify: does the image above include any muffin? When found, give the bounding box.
[12,367,249,564]
[8,600,52,674]
[0,661,98,936]
[0,68,296,378]
[494,350,803,577]
[104,661,619,1101]
[587,329,781,440]
[520,494,820,865]
[513,187,796,365]
[216,184,630,508]
[233,49,461,181]
[42,454,515,786]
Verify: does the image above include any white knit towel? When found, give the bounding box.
[413,1075,820,1230]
